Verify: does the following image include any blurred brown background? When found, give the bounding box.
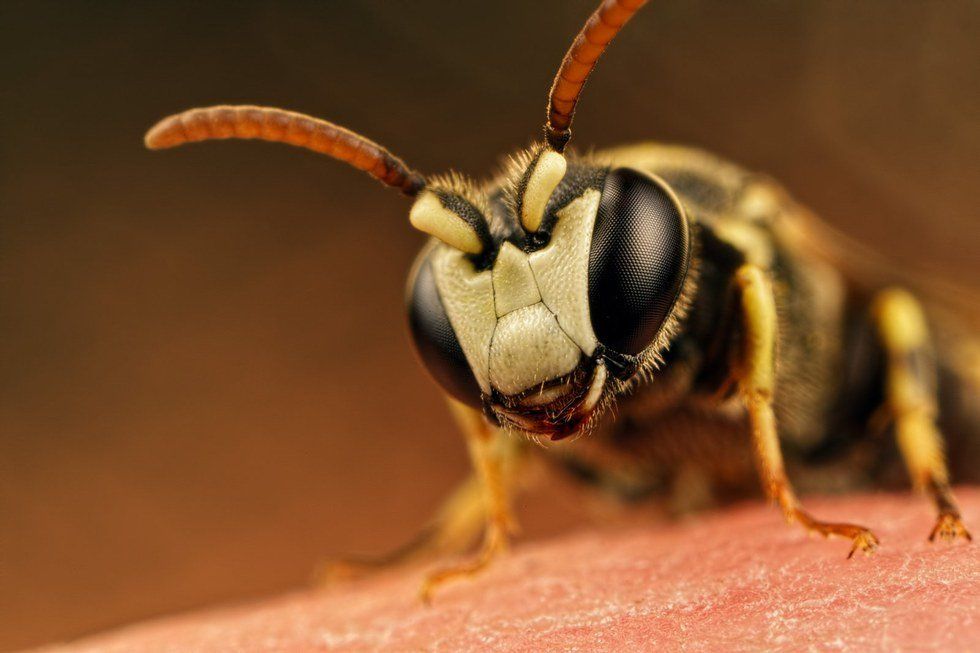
[0,1,977,649]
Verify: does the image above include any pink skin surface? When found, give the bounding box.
[33,489,978,653]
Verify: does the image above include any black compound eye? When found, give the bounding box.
[407,255,482,407]
[588,168,691,356]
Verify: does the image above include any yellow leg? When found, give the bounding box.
[317,400,524,587]
[872,288,971,543]
[315,473,487,584]
[418,399,520,602]
[735,265,879,557]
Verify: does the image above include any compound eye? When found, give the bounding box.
[407,255,482,407]
[588,168,691,356]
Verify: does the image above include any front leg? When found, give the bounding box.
[734,265,879,557]
[317,400,525,591]
[419,399,520,602]
[315,473,487,584]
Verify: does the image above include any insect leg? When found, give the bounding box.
[314,473,487,584]
[418,398,521,603]
[871,288,971,543]
[316,399,526,586]
[734,265,879,557]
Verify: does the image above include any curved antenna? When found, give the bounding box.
[545,0,649,152]
[145,105,426,196]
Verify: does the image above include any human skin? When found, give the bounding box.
[32,489,978,653]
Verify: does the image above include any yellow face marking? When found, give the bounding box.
[488,303,580,395]
[520,151,567,233]
[528,190,602,355]
[409,191,483,254]
[432,247,497,394]
[492,242,542,317]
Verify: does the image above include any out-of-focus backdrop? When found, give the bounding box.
[1,1,977,649]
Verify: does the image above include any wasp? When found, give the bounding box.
[146,0,975,601]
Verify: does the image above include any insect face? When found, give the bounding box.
[143,0,666,442]
[407,153,692,440]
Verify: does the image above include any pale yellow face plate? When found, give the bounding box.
[430,189,601,397]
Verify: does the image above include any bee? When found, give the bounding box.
[145,0,975,600]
